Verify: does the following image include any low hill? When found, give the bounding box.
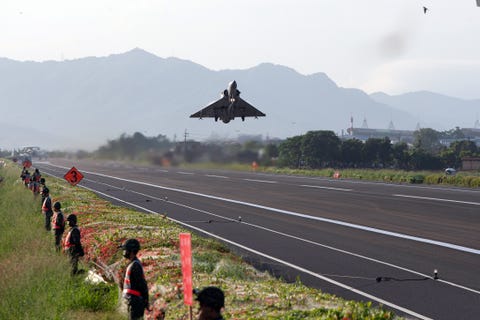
[1,48,477,150]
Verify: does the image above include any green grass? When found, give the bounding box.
[261,166,480,187]
[0,164,123,320]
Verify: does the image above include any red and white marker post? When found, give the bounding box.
[180,233,193,319]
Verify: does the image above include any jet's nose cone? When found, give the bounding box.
[229,80,237,89]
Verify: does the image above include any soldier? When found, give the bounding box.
[51,202,65,251]
[64,214,84,275]
[119,238,150,320]
[31,168,41,194]
[20,166,27,181]
[39,178,47,208]
[23,170,31,188]
[41,187,53,231]
[195,286,225,320]
[32,168,41,182]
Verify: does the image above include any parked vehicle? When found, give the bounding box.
[445,168,457,175]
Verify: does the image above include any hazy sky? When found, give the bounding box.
[2,0,480,99]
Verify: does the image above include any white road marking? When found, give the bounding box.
[40,166,480,312]
[205,175,229,179]
[74,184,434,320]
[243,178,277,184]
[177,171,194,175]
[301,185,352,192]
[39,163,480,255]
[95,180,480,296]
[393,194,480,206]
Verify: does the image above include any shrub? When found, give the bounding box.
[409,175,425,184]
[68,281,119,312]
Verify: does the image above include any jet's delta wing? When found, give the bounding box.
[190,80,265,123]
[233,97,266,118]
[190,95,228,118]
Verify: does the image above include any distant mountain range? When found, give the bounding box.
[0,48,478,150]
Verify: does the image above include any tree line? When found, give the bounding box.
[278,128,479,170]
[63,128,479,171]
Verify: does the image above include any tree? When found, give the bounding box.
[440,140,478,168]
[378,137,393,167]
[301,131,340,168]
[413,128,442,155]
[95,132,173,160]
[340,138,363,167]
[409,149,443,170]
[441,127,465,140]
[363,137,392,168]
[391,142,410,169]
[450,140,478,156]
[260,143,280,165]
[278,135,303,168]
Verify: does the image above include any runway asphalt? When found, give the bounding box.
[35,159,480,319]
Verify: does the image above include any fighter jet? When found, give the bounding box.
[423,6,428,14]
[190,81,265,123]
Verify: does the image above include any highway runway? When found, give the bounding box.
[35,160,480,319]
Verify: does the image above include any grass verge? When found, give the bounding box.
[1,160,400,319]
[0,162,122,320]
[178,162,480,188]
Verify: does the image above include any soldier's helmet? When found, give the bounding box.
[53,202,61,210]
[195,286,225,311]
[66,214,77,224]
[119,238,141,252]
[42,187,50,195]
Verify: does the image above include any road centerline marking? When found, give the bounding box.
[301,185,352,192]
[205,174,229,179]
[393,194,480,206]
[243,178,277,184]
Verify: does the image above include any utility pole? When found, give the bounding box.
[184,129,189,158]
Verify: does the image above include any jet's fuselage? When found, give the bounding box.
[227,80,238,101]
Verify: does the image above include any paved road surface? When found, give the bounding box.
[35,160,480,319]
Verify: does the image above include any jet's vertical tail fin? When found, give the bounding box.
[477,0,480,7]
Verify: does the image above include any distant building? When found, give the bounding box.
[344,118,415,144]
[440,128,480,147]
[344,117,480,146]
[361,117,369,129]
[461,157,480,171]
[345,127,415,144]
[461,128,480,139]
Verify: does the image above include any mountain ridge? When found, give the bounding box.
[0,48,477,150]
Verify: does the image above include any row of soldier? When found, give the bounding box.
[20,166,225,320]
[20,167,43,193]
[21,166,84,275]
